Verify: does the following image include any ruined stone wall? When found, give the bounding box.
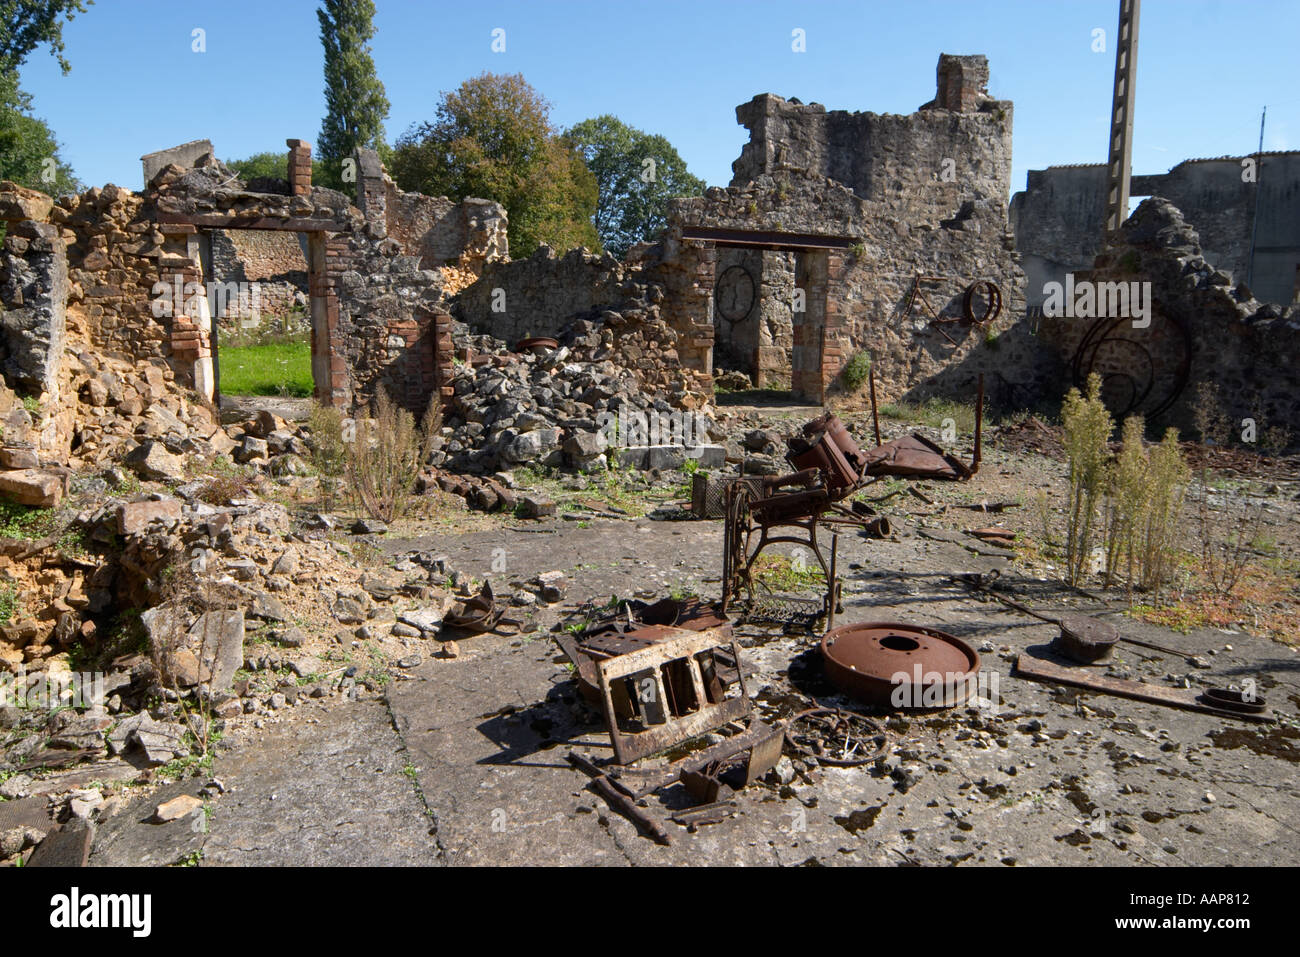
[221,229,307,282]
[454,247,627,346]
[354,147,508,275]
[1011,152,1300,307]
[731,60,1014,219]
[1039,199,1300,438]
[668,166,1049,408]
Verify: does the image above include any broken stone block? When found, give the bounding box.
[226,558,259,581]
[397,606,444,636]
[0,446,39,469]
[0,468,63,507]
[152,794,203,823]
[190,609,245,692]
[124,440,184,481]
[133,716,189,765]
[517,494,556,518]
[0,183,54,222]
[234,435,268,463]
[117,497,182,535]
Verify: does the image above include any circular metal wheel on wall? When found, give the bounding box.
[962,279,1003,324]
[1070,305,1192,421]
[715,264,757,323]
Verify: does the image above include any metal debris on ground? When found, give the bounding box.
[820,622,982,710]
[1054,613,1120,663]
[722,411,897,629]
[443,580,520,635]
[782,707,893,767]
[1013,653,1275,723]
[862,373,984,480]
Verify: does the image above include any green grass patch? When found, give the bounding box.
[219,341,313,397]
[0,501,59,541]
[879,397,977,434]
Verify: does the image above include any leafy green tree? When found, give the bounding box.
[0,0,90,76]
[316,0,389,192]
[391,72,599,257]
[0,71,78,194]
[565,115,706,257]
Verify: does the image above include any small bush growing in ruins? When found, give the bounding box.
[347,390,421,524]
[0,583,17,625]
[1196,472,1265,598]
[1100,417,1190,603]
[1139,429,1190,602]
[1191,381,1230,446]
[1260,424,1292,456]
[840,351,871,392]
[420,390,443,464]
[1103,416,1150,601]
[307,402,349,510]
[1061,373,1113,587]
[149,568,240,765]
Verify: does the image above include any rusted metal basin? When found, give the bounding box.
[515,336,559,355]
[1054,614,1119,663]
[820,621,980,710]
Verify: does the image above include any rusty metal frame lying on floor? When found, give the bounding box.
[594,626,753,765]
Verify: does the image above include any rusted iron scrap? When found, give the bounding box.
[862,370,984,481]
[721,412,895,629]
[1013,653,1275,723]
[555,599,787,840]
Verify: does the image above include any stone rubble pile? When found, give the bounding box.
[438,324,725,477]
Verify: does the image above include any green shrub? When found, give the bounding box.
[1061,374,1113,586]
[841,351,871,392]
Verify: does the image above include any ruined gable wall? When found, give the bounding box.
[731,84,1014,223]
[1041,198,1300,438]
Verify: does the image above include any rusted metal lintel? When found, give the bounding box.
[1013,654,1274,723]
[680,225,857,251]
[155,210,337,232]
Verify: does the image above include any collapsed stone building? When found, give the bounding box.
[4,50,1299,499]
[457,54,1051,409]
[1012,150,1300,436]
[1012,152,1300,309]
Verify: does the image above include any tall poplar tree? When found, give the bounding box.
[316,0,389,191]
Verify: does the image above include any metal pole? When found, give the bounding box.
[868,363,881,447]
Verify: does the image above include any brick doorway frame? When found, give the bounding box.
[679,226,853,404]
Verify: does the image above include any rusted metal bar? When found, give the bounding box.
[869,364,881,447]
[613,721,782,798]
[566,753,675,845]
[972,373,984,475]
[1013,654,1274,723]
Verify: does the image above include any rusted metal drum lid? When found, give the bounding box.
[820,622,980,709]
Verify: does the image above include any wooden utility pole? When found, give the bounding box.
[1103,0,1141,235]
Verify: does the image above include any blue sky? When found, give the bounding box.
[15,0,1300,198]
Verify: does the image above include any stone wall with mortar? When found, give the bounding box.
[1039,198,1300,439]
[1011,152,1300,308]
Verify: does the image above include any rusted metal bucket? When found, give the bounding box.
[1054,614,1120,663]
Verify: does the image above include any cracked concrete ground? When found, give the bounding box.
[86,507,1299,866]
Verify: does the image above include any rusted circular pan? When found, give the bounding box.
[1055,614,1119,663]
[515,336,559,354]
[820,622,980,710]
